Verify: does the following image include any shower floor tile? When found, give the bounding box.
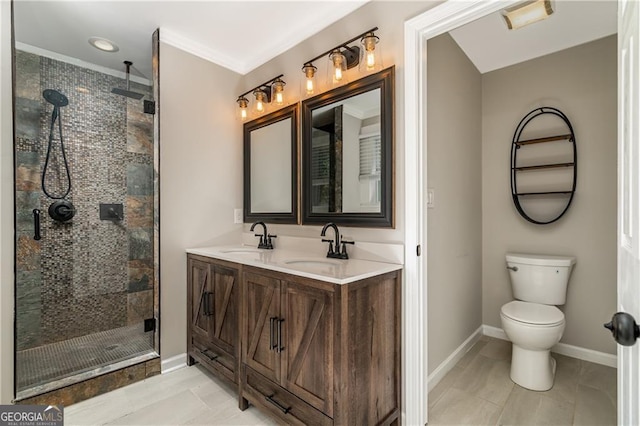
[16,324,156,398]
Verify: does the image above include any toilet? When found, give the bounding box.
[500,253,576,391]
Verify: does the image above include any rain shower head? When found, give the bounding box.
[43,89,69,107]
[112,60,144,100]
[111,87,144,100]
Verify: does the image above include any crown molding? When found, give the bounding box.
[160,28,246,74]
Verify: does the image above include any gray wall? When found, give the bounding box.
[482,35,617,355]
[159,43,243,361]
[427,33,483,374]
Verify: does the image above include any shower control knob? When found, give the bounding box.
[48,200,76,222]
[604,312,639,346]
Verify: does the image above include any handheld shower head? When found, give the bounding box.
[43,89,69,107]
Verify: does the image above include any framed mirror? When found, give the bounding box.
[244,103,299,223]
[301,66,394,227]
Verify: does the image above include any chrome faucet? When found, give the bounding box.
[320,222,354,259]
[250,221,277,249]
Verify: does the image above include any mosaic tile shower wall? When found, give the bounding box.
[15,50,156,351]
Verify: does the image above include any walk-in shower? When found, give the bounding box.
[13,47,159,401]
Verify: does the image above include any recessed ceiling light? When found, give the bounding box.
[503,0,554,30]
[88,37,119,52]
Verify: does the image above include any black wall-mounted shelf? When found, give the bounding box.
[510,107,577,225]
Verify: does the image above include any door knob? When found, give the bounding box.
[604,312,640,346]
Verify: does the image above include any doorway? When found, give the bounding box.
[403,1,618,424]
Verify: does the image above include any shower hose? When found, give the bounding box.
[42,103,71,199]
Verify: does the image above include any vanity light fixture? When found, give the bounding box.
[272,77,286,105]
[236,96,249,121]
[502,0,554,30]
[361,31,380,71]
[253,88,268,114]
[235,74,285,119]
[302,63,318,95]
[329,49,348,83]
[301,27,380,89]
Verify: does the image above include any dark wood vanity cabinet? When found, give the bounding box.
[187,254,240,385]
[240,266,401,425]
[242,269,334,423]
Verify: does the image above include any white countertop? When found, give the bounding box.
[186,245,403,285]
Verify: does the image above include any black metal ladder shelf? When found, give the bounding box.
[510,107,577,225]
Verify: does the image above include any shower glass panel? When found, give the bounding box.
[13,46,158,399]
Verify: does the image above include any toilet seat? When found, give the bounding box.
[501,301,564,326]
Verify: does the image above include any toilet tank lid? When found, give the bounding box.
[506,253,576,267]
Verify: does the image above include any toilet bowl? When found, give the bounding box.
[500,300,565,391]
[502,253,575,391]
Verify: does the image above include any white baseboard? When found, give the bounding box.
[427,326,483,392]
[482,325,617,368]
[482,324,508,340]
[161,353,188,374]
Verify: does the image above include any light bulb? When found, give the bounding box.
[272,78,286,106]
[361,33,379,71]
[330,50,346,83]
[236,96,249,121]
[302,64,317,95]
[253,89,267,114]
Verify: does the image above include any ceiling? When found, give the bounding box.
[13,1,618,84]
[449,1,617,74]
[13,0,368,81]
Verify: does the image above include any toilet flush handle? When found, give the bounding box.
[506,266,519,272]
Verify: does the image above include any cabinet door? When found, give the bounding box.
[281,280,334,417]
[243,271,281,383]
[188,258,214,340]
[210,264,239,356]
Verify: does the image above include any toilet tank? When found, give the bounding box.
[505,253,576,305]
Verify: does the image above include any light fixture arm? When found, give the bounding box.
[238,74,284,99]
[302,27,378,67]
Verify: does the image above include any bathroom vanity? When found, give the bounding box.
[186,246,402,425]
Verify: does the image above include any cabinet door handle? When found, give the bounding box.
[200,348,219,362]
[200,294,207,316]
[201,292,214,316]
[269,317,277,351]
[277,318,285,353]
[207,291,214,317]
[265,394,291,414]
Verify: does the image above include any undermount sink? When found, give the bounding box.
[283,259,342,267]
[219,248,263,254]
[281,259,345,274]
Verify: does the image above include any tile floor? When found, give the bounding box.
[64,365,275,425]
[65,336,616,426]
[428,337,617,426]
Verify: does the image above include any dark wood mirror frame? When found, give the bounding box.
[243,103,299,224]
[301,66,394,227]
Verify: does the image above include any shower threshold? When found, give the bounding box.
[15,324,158,401]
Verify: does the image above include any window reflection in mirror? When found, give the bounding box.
[243,104,298,224]
[310,89,381,213]
[302,67,394,227]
